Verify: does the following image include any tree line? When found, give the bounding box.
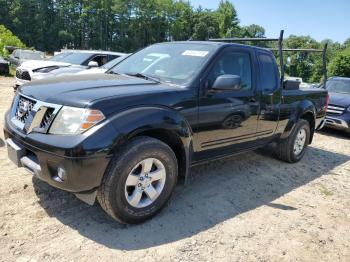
[0,0,265,52]
[0,0,349,82]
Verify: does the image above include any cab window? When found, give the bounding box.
[206,51,252,90]
[258,53,279,91]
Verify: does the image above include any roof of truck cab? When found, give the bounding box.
[158,41,273,53]
[59,49,127,56]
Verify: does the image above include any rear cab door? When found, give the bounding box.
[255,50,282,143]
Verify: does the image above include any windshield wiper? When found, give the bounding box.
[124,72,160,83]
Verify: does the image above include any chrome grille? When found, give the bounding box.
[11,94,61,134]
[327,104,345,115]
[16,69,31,80]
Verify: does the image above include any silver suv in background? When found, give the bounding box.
[15,50,127,88]
[8,49,44,68]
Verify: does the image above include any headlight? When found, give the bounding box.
[34,66,60,73]
[49,106,105,135]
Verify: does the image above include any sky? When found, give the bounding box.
[189,0,350,43]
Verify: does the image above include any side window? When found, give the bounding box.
[108,55,119,62]
[258,54,279,91]
[91,55,108,66]
[206,51,252,90]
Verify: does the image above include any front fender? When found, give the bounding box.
[280,100,316,139]
[106,106,194,181]
[109,106,192,146]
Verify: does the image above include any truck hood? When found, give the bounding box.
[20,60,71,70]
[329,92,350,108]
[20,73,181,108]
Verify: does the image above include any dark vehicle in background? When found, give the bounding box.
[0,56,10,75]
[15,50,126,88]
[323,77,350,134]
[8,49,44,68]
[4,41,328,224]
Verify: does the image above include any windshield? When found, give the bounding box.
[102,55,127,69]
[49,52,92,65]
[326,79,350,94]
[111,43,216,85]
[21,51,42,60]
[49,53,72,62]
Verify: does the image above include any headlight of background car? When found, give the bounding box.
[49,106,105,135]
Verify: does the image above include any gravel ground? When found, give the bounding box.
[0,76,349,262]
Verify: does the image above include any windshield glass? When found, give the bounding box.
[111,43,216,85]
[21,51,42,60]
[49,53,73,62]
[326,79,350,94]
[102,55,127,69]
[49,52,92,65]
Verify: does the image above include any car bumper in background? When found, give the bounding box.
[15,77,30,89]
[325,114,350,131]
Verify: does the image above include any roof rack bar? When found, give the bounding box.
[209,30,328,86]
[278,30,285,87]
[322,43,328,86]
[269,48,324,52]
[209,37,279,42]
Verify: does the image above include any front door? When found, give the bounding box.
[195,47,260,160]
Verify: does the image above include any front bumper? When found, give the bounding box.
[325,113,350,131]
[3,113,115,194]
[15,77,30,87]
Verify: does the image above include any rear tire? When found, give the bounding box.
[97,136,178,224]
[275,119,310,163]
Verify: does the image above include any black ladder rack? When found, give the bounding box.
[209,30,328,86]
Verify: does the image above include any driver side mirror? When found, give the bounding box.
[212,75,242,91]
[88,61,99,68]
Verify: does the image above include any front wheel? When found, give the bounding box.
[275,119,311,163]
[97,137,178,224]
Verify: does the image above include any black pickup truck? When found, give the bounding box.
[4,41,328,224]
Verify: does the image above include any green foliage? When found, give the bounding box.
[192,8,220,40]
[216,0,239,37]
[0,0,348,81]
[0,24,26,57]
[329,50,350,77]
[0,0,243,52]
[241,24,265,38]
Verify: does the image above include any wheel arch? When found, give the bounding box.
[280,100,316,143]
[108,106,193,181]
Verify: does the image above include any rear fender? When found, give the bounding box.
[280,100,316,141]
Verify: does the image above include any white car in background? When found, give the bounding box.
[76,54,130,75]
[15,50,126,89]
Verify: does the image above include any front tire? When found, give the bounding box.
[275,119,311,163]
[97,136,178,224]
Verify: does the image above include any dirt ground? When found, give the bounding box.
[0,76,349,262]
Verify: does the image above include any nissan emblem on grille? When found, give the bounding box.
[18,101,30,118]
[16,96,35,123]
